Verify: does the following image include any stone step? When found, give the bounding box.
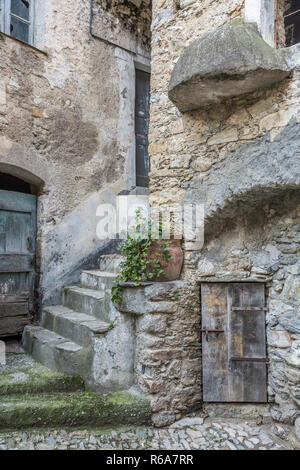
[22,326,89,379]
[80,271,117,290]
[0,353,85,396]
[41,306,110,347]
[62,286,108,320]
[99,254,123,274]
[0,391,151,429]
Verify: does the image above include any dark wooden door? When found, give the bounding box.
[135,69,150,187]
[0,190,37,337]
[201,283,267,402]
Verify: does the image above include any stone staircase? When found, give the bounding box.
[0,354,151,429]
[22,255,135,392]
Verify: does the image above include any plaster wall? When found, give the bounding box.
[0,0,151,305]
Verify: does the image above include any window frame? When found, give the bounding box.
[244,0,276,47]
[1,0,35,46]
[134,63,151,189]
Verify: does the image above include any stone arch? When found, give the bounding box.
[0,137,48,193]
[0,163,45,194]
[183,117,300,237]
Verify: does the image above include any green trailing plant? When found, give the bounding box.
[111,210,172,306]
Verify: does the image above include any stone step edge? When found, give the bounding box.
[62,285,106,299]
[0,391,152,429]
[81,270,117,278]
[24,325,84,353]
[42,306,110,334]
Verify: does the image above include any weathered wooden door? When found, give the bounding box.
[0,190,37,337]
[201,283,267,402]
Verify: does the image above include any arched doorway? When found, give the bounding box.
[0,173,37,338]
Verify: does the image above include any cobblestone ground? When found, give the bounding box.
[0,418,295,450]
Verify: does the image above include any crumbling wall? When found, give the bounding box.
[93,0,152,50]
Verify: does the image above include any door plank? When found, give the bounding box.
[0,292,29,302]
[0,190,36,213]
[201,282,267,403]
[228,283,267,402]
[201,283,229,402]
[0,254,34,272]
[0,315,31,337]
[0,303,29,317]
[0,190,36,337]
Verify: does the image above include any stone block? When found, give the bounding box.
[144,281,184,301]
[267,330,292,348]
[148,140,168,156]
[145,301,177,314]
[207,128,238,146]
[149,348,183,361]
[260,109,294,132]
[168,23,290,112]
[152,411,176,427]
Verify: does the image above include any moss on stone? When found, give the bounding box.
[0,392,151,429]
[0,363,85,396]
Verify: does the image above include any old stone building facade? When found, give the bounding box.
[141,0,300,432]
[1,0,300,442]
[0,0,151,308]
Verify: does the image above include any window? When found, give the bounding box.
[135,69,150,188]
[283,0,300,46]
[0,0,34,45]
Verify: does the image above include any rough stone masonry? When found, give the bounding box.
[146,0,300,434]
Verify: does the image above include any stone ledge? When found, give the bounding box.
[168,22,290,112]
[119,281,185,315]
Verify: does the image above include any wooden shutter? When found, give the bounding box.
[201,282,267,403]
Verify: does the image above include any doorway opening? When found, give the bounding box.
[0,172,38,338]
[0,172,32,194]
[201,282,268,403]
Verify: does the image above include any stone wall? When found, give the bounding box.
[148,0,300,428]
[0,0,151,306]
[120,280,201,427]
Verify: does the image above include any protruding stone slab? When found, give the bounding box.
[168,22,290,112]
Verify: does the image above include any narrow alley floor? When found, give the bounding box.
[0,418,296,450]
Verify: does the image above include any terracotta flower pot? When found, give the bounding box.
[146,237,183,282]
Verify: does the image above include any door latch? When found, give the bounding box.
[200,327,224,341]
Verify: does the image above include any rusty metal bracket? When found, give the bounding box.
[231,357,270,364]
[200,327,224,341]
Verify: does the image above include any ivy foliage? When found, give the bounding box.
[111,210,172,306]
